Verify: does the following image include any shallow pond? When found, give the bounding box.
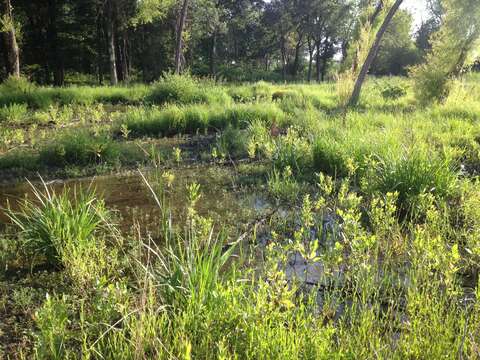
[0,165,270,237]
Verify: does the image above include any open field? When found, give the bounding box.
[1,74,480,358]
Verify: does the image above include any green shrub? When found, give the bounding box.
[0,76,37,108]
[0,81,146,109]
[146,73,230,105]
[272,90,299,102]
[380,83,407,101]
[34,294,72,359]
[252,81,273,101]
[148,73,200,104]
[0,150,39,172]
[227,86,255,103]
[215,103,285,129]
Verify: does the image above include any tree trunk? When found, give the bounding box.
[123,35,129,81]
[307,38,314,83]
[1,0,20,77]
[350,1,385,75]
[47,0,65,86]
[117,32,129,82]
[281,36,287,83]
[341,40,349,64]
[175,0,188,74]
[291,36,303,78]
[370,1,384,24]
[348,0,403,107]
[105,0,118,85]
[321,58,328,82]
[209,32,217,77]
[96,11,104,85]
[315,41,321,83]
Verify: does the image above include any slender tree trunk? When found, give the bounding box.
[117,32,128,82]
[321,57,328,82]
[233,34,238,62]
[307,38,314,83]
[307,52,313,83]
[209,32,217,77]
[105,0,118,85]
[370,1,384,24]
[47,0,64,86]
[315,41,321,83]
[122,35,129,81]
[175,0,188,74]
[96,11,104,85]
[1,0,20,77]
[281,36,287,83]
[348,0,403,107]
[341,40,349,64]
[350,2,385,75]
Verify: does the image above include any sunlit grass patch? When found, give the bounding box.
[119,102,286,137]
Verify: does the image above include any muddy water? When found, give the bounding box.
[0,165,267,235]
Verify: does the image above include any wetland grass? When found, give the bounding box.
[1,75,480,358]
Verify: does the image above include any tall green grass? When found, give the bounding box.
[0,130,144,174]
[0,76,148,109]
[7,183,117,287]
[119,102,287,137]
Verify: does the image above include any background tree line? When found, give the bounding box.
[0,0,451,85]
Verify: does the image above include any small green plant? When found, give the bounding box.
[11,287,38,313]
[267,166,301,203]
[273,128,312,174]
[361,150,457,214]
[172,147,182,164]
[34,294,71,360]
[120,123,131,139]
[215,126,248,159]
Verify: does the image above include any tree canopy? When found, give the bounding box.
[0,0,466,85]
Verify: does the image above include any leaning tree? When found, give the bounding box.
[347,0,404,107]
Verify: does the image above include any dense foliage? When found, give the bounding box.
[0,0,442,84]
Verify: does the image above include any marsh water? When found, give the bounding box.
[0,165,271,237]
